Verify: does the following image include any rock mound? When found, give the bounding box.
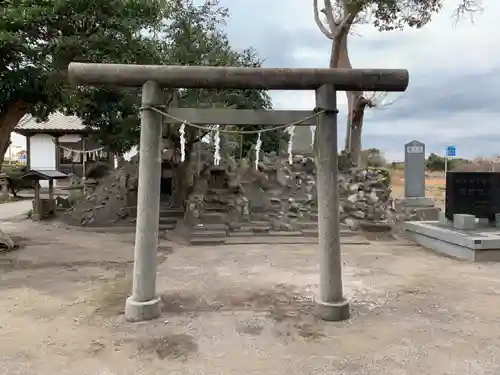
[62,157,139,227]
[61,149,392,232]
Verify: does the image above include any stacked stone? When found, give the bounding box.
[63,150,392,232]
[338,167,391,230]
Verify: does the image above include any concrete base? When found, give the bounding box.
[412,207,440,221]
[125,296,161,322]
[394,197,440,221]
[315,298,350,321]
[405,220,500,262]
[395,197,435,209]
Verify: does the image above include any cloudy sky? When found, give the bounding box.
[214,0,497,161]
[10,1,497,162]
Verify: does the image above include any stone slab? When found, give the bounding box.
[223,237,370,245]
[412,207,440,221]
[189,237,227,246]
[191,230,228,238]
[452,214,477,230]
[395,197,435,209]
[195,223,228,231]
[404,220,500,262]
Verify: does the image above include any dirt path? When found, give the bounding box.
[0,200,32,221]
[1,220,500,374]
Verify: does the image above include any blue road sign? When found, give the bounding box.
[446,145,456,157]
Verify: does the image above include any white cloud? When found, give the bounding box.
[13,1,498,162]
[218,0,499,161]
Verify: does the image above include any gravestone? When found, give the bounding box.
[445,172,500,221]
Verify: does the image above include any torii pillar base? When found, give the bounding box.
[315,299,350,321]
[125,297,161,322]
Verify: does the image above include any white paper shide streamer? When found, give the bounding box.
[180,122,186,162]
[255,132,262,170]
[214,124,221,166]
[287,125,295,164]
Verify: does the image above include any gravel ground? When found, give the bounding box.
[0,219,499,374]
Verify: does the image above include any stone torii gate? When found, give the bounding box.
[68,63,409,322]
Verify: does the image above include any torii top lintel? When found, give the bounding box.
[68,63,409,92]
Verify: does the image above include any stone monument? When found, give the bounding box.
[395,140,439,220]
[292,126,314,155]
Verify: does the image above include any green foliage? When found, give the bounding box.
[369,0,443,31]
[0,0,167,121]
[390,161,404,170]
[61,0,280,155]
[426,153,446,171]
[340,0,445,31]
[361,147,386,167]
[165,0,282,156]
[1,164,31,196]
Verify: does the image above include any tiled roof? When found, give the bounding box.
[15,112,88,132]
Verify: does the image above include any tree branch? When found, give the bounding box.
[313,0,333,39]
[452,0,483,24]
[323,0,339,34]
[333,12,356,40]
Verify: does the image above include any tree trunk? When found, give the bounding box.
[314,27,354,154]
[349,97,368,166]
[344,94,353,150]
[116,154,126,168]
[329,27,363,157]
[0,102,28,172]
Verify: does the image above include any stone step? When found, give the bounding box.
[223,236,369,245]
[191,230,228,238]
[228,230,302,237]
[194,223,228,231]
[188,237,227,246]
[159,223,176,231]
[225,237,317,245]
[237,225,271,233]
[159,208,184,218]
[206,188,232,196]
[199,212,227,224]
[301,229,358,237]
[159,217,178,225]
[296,221,318,230]
[203,204,228,212]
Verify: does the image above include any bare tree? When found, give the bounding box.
[313,0,483,167]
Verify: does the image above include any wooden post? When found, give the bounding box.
[26,136,31,169]
[32,181,41,221]
[82,137,86,179]
[314,85,349,321]
[48,179,54,215]
[54,136,60,171]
